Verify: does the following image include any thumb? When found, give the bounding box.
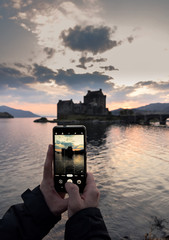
[65,182,83,218]
[65,182,81,203]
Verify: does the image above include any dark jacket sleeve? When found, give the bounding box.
[0,186,61,240]
[65,207,111,240]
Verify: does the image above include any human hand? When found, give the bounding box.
[40,144,68,216]
[65,172,100,218]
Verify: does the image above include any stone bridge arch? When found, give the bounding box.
[135,114,169,125]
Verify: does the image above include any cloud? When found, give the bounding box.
[127,36,134,43]
[2,60,169,108]
[0,62,113,93]
[54,68,113,90]
[94,58,107,63]
[2,62,169,96]
[43,47,56,59]
[106,80,169,107]
[8,0,103,52]
[32,64,56,82]
[100,65,119,71]
[11,0,22,9]
[30,64,113,91]
[134,81,169,90]
[76,56,108,69]
[60,25,120,54]
[76,56,94,69]
[14,62,31,69]
[0,64,35,88]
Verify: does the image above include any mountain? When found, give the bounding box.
[135,103,169,113]
[111,103,169,115]
[0,106,40,118]
[110,108,123,115]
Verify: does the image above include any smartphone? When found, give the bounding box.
[53,125,87,193]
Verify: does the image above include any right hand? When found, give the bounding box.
[65,172,100,218]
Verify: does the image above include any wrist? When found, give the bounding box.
[22,186,61,224]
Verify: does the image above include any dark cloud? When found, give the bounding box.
[76,64,86,69]
[32,64,57,82]
[0,64,21,76]
[127,36,134,43]
[2,60,169,106]
[135,81,155,87]
[100,65,119,71]
[1,61,169,106]
[135,80,169,90]
[43,47,56,59]
[54,68,113,90]
[79,56,93,65]
[0,63,113,92]
[76,56,94,69]
[94,58,107,63]
[0,64,35,88]
[70,59,76,63]
[14,63,27,68]
[2,62,169,94]
[14,62,32,72]
[60,25,120,54]
[76,56,107,69]
[32,64,113,90]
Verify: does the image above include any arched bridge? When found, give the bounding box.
[120,114,169,125]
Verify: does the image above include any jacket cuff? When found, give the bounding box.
[65,207,111,240]
[21,186,61,227]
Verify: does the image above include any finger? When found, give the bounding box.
[85,172,97,188]
[83,172,98,195]
[65,182,81,203]
[86,172,95,184]
[43,144,53,179]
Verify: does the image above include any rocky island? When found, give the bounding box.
[34,117,57,123]
[0,112,14,118]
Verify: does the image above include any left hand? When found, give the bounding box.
[40,144,68,216]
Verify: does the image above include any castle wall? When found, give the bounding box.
[57,100,74,118]
[57,89,109,119]
[73,103,87,114]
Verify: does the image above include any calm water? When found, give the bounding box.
[1,118,169,239]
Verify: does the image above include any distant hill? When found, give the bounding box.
[0,106,40,118]
[135,103,169,113]
[111,103,169,115]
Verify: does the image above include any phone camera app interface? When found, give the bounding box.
[54,131,85,177]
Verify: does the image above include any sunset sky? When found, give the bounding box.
[55,135,84,151]
[0,0,169,116]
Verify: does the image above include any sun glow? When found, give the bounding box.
[27,80,70,96]
[107,101,142,111]
[128,86,158,97]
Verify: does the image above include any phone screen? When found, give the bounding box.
[53,126,86,192]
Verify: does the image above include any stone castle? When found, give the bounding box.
[57,89,109,119]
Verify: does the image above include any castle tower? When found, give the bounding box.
[57,99,74,119]
[84,89,106,108]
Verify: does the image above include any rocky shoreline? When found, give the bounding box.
[33,117,120,124]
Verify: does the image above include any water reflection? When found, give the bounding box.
[84,122,112,146]
[1,119,169,239]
